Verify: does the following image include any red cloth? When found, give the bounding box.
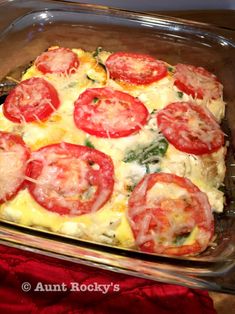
[0,244,216,314]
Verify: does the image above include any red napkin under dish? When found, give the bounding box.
[0,244,216,314]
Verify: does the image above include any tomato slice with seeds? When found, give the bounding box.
[128,173,214,256]
[173,63,222,100]
[74,87,149,138]
[3,77,60,123]
[35,47,79,75]
[0,131,30,204]
[26,143,114,216]
[105,52,167,85]
[157,101,224,155]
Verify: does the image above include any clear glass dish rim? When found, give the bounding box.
[1,220,235,294]
[0,0,235,46]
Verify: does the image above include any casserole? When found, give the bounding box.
[0,0,234,293]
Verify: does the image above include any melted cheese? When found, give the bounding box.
[0,47,226,250]
[160,144,225,212]
[147,182,188,205]
[1,189,134,247]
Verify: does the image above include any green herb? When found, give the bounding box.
[123,150,137,163]
[174,233,190,246]
[123,138,168,165]
[177,91,183,99]
[146,164,161,174]
[84,138,95,149]
[126,184,136,193]
[167,66,174,73]
[145,164,150,174]
[93,46,103,57]
[86,74,96,82]
[151,109,157,115]
[93,97,99,103]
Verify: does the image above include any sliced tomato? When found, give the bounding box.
[3,77,60,123]
[128,173,214,256]
[105,52,167,85]
[35,47,79,75]
[157,101,224,155]
[26,143,114,216]
[173,63,222,100]
[74,87,149,138]
[0,131,30,204]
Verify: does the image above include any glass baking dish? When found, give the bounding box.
[0,0,235,294]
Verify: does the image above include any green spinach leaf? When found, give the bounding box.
[84,138,95,149]
[123,138,168,165]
